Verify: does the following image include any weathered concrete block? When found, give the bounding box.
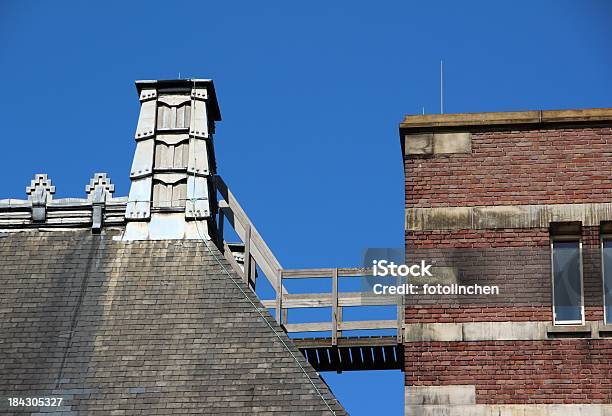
[473,205,534,229]
[405,385,476,405]
[405,323,463,342]
[433,133,472,154]
[408,206,472,231]
[404,132,472,156]
[405,133,433,155]
[405,404,487,416]
[462,321,546,341]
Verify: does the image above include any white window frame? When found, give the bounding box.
[550,236,585,326]
[601,235,612,325]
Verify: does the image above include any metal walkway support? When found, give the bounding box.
[294,336,403,372]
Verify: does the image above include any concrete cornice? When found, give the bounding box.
[400,108,612,130]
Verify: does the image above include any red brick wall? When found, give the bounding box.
[404,227,605,323]
[404,127,612,208]
[405,306,550,323]
[403,125,612,405]
[406,228,549,249]
[405,340,612,404]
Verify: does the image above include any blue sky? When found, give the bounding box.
[1,1,611,414]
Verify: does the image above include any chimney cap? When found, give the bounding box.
[135,79,221,122]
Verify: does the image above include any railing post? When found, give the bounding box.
[282,306,288,324]
[217,208,225,251]
[337,306,343,339]
[332,268,338,346]
[276,268,283,326]
[248,255,257,289]
[243,223,251,285]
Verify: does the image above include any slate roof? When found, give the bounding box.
[0,230,347,415]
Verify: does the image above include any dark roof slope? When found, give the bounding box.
[0,231,346,415]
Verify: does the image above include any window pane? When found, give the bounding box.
[552,240,582,323]
[603,240,612,324]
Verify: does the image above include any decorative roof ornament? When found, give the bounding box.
[86,173,114,232]
[25,174,55,202]
[86,173,115,202]
[25,174,55,222]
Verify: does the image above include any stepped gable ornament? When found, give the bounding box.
[86,173,115,202]
[25,174,55,222]
[26,174,55,201]
[86,173,114,231]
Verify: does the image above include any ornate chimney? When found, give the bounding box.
[123,79,221,240]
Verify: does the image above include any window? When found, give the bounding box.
[551,239,584,325]
[601,239,612,324]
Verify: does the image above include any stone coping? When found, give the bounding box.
[400,108,612,130]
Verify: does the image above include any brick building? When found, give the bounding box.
[401,110,612,415]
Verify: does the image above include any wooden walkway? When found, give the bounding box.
[215,176,404,372]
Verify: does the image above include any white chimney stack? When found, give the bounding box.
[123,79,221,240]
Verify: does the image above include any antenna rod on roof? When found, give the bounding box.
[440,60,444,114]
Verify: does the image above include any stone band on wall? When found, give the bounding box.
[406,202,612,231]
[404,321,612,342]
[405,385,612,416]
[404,132,472,155]
[406,403,612,416]
[406,385,475,406]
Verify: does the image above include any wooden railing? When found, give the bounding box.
[214,175,404,345]
[261,268,404,345]
[215,175,284,293]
